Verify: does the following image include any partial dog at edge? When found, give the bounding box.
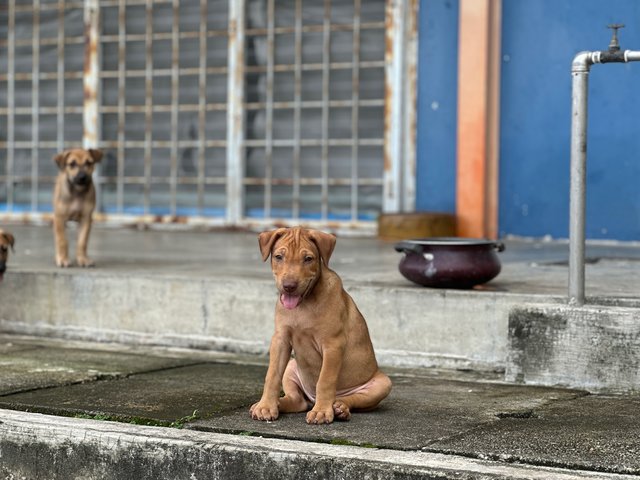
[250,227,392,425]
[0,229,15,283]
[53,148,103,268]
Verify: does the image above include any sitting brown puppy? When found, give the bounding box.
[250,227,392,424]
[53,148,103,267]
[0,229,15,283]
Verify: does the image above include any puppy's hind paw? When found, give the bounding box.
[77,257,95,268]
[333,400,352,421]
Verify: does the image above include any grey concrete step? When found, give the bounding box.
[0,267,558,372]
[507,303,640,392]
[1,225,640,391]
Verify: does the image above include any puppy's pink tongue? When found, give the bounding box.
[280,293,301,310]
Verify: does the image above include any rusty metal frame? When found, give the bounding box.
[84,0,101,210]
[5,0,16,213]
[197,0,208,213]
[57,0,66,156]
[115,0,125,213]
[320,0,330,221]
[143,0,153,215]
[292,0,302,220]
[83,0,100,151]
[350,0,362,222]
[384,0,418,214]
[31,0,40,212]
[169,0,180,217]
[263,0,275,218]
[226,0,246,225]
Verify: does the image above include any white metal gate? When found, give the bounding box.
[0,0,416,232]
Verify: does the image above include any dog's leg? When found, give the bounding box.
[76,216,94,267]
[278,359,312,413]
[333,370,393,421]
[306,344,344,425]
[250,332,292,421]
[53,215,70,267]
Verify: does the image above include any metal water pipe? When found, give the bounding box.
[569,24,640,306]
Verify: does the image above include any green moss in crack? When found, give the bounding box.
[169,410,200,429]
[330,438,378,448]
[72,411,200,429]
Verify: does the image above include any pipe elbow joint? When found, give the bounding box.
[572,51,594,73]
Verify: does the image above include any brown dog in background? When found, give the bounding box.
[53,148,103,268]
[250,227,392,425]
[0,229,15,282]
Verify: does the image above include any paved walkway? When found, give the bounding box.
[1,335,639,478]
[1,225,640,478]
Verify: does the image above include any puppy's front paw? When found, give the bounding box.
[77,256,95,268]
[250,401,279,421]
[56,256,70,268]
[306,406,334,425]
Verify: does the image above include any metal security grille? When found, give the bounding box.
[0,0,416,231]
[0,0,86,213]
[97,0,230,218]
[242,0,385,224]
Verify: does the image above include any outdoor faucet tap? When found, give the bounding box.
[607,23,625,52]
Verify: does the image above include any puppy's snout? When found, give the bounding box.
[74,171,90,185]
[282,280,298,293]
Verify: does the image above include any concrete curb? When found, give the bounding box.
[0,409,632,480]
[507,303,640,391]
[0,270,560,372]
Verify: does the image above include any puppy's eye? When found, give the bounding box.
[0,246,7,253]
[274,254,283,261]
[69,160,77,168]
[86,160,94,167]
[303,255,314,263]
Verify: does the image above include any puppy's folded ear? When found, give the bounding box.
[89,149,103,163]
[258,228,288,262]
[1,232,15,252]
[307,229,336,266]
[53,151,69,171]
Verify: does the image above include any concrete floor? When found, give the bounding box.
[1,335,639,478]
[4,223,640,302]
[2,224,640,478]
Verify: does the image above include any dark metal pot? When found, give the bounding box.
[394,238,505,289]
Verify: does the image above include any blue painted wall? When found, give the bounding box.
[500,0,640,240]
[415,0,459,214]
[416,0,640,240]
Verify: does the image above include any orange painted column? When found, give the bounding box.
[456,0,501,238]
